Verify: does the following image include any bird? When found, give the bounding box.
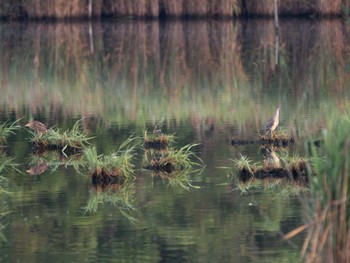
[25,120,48,134]
[265,105,281,138]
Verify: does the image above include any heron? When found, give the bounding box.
[265,106,281,138]
[25,120,48,134]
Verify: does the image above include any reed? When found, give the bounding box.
[21,0,103,19]
[1,0,345,19]
[284,116,350,262]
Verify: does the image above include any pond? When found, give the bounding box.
[0,18,349,262]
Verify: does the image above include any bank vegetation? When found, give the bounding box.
[0,0,348,20]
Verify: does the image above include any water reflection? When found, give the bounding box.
[0,19,348,262]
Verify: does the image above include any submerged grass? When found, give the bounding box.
[284,116,350,262]
[84,136,138,180]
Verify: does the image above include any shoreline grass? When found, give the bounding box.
[284,116,350,262]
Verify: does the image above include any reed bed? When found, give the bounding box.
[1,20,347,133]
[284,116,350,262]
[1,0,346,19]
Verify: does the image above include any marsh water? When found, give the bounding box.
[0,18,349,262]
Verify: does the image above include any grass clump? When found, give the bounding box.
[143,128,175,150]
[259,129,294,142]
[231,155,259,181]
[28,120,92,154]
[144,143,204,173]
[282,155,313,182]
[230,152,313,183]
[84,136,138,182]
[0,119,21,144]
[284,116,350,262]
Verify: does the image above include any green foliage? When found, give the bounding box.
[0,119,21,144]
[231,155,259,176]
[84,136,138,178]
[163,144,204,170]
[286,115,350,262]
[29,120,93,150]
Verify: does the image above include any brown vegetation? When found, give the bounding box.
[92,167,126,185]
[0,0,346,19]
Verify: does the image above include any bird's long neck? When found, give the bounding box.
[274,108,280,119]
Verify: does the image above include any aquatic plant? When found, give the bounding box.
[282,154,313,181]
[28,120,92,154]
[231,155,259,180]
[259,128,293,141]
[0,0,344,19]
[0,119,21,144]
[143,128,175,150]
[144,143,204,173]
[284,116,350,262]
[84,136,138,180]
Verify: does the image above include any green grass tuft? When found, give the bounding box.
[0,119,21,144]
[84,136,138,179]
[29,120,93,152]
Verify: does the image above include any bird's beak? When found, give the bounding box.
[25,123,29,127]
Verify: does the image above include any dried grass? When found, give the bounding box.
[0,0,345,19]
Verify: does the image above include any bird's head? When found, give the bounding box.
[25,121,32,128]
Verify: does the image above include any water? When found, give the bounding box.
[0,18,348,262]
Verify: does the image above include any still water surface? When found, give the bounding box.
[0,18,349,262]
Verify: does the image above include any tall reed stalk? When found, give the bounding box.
[284,116,350,262]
